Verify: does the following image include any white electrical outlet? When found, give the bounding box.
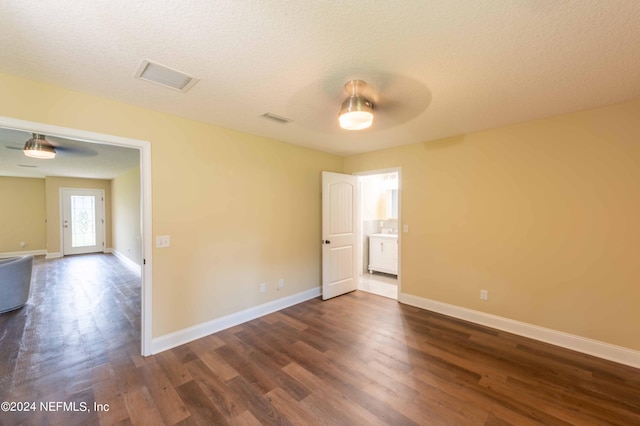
[259,282,266,293]
[278,278,284,290]
[403,224,409,233]
[156,235,170,248]
[480,289,488,300]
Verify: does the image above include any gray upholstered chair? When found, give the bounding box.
[0,255,34,314]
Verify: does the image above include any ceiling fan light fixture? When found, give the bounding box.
[339,80,374,130]
[339,103,374,130]
[23,134,56,159]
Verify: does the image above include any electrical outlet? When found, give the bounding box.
[156,235,170,248]
[259,282,266,293]
[480,289,488,301]
[278,278,284,290]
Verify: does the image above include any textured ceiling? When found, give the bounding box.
[1,0,640,162]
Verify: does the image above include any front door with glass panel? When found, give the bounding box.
[61,188,105,255]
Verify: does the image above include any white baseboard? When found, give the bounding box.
[112,250,142,273]
[151,286,321,354]
[0,249,47,259]
[46,249,116,258]
[399,293,640,369]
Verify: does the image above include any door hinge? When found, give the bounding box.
[143,259,146,265]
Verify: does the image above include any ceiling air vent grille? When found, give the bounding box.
[261,112,292,124]
[135,60,199,93]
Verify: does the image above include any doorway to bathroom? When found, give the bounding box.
[357,169,400,300]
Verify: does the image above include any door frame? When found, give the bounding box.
[60,188,106,255]
[353,167,402,298]
[0,116,153,356]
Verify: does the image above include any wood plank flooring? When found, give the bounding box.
[1,254,639,425]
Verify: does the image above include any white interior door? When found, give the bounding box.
[61,188,105,255]
[322,171,358,300]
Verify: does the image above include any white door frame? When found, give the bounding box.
[60,188,106,255]
[0,116,153,356]
[353,167,402,298]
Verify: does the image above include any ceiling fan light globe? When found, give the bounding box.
[23,149,56,159]
[23,134,57,159]
[338,80,374,130]
[339,111,374,130]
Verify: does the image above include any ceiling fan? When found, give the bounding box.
[288,74,432,134]
[4,133,97,159]
[338,80,375,130]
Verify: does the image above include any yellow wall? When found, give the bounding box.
[112,166,142,266]
[45,176,112,255]
[3,71,637,352]
[0,177,46,253]
[344,99,640,351]
[0,72,343,337]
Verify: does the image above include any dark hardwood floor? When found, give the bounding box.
[1,254,639,425]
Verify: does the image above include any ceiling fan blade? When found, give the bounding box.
[4,141,98,158]
[42,136,99,157]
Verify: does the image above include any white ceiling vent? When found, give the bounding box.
[260,112,292,124]
[135,60,199,93]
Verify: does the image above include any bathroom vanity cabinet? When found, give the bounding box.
[368,234,398,275]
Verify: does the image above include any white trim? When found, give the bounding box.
[151,287,321,354]
[112,250,142,273]
[0,249,47,259]
[46,252,63,259]
[140,139,153,356]
[353,167,402,177]
[399,293,640,369]
[0,115,153,357]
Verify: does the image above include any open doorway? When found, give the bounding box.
[0,116,153,355]
[357,169,400,299]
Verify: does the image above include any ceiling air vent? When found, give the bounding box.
[260,112,292,124]
[134,60,199,93]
